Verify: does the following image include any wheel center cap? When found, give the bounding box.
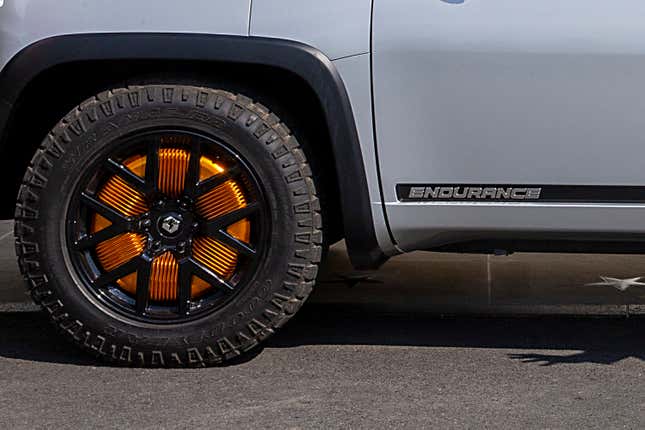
[159,214,182,237]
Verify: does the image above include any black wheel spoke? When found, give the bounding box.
[214,230,257,257]
[189,258,234,292]
[177,259,193,316]
[203,202,260,234]
[145,139,160,194]
[195,165,241,197]
[92,256,140,289]
[80,192,129,225]
[135,254,153,315]
[73,223,126,250]
[183,140,202,198]
[105,158,147,194]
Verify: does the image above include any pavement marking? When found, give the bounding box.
[0,230,13,241]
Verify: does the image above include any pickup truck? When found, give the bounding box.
[1,0,644,366]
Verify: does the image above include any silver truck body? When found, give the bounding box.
[3,0,645,263]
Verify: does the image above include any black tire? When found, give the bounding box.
[14,84,323,366]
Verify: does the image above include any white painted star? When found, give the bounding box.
[585,276,645,292]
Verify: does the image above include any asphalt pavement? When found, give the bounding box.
[1,220,644,429]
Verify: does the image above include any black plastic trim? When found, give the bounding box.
[0,33,388,269]
[433,238,645,255]
[397,183,645,203]
[369,0,397,247]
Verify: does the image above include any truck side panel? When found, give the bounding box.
[0,0,251,71]
[250,0,371,61]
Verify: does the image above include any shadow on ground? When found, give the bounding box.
[2,303,644,367]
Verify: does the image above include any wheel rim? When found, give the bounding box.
[66,129,269,323]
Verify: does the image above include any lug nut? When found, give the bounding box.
[140,219,152,231]
[152,241,162,251]
[177,241,186,254]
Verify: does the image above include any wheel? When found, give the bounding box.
[15,85,322,366]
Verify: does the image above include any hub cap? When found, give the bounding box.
[160,214,182,236]
[66,130,268,322]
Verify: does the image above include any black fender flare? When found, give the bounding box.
[0,33,388,269]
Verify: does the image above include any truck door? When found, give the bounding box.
[373,0,645,250]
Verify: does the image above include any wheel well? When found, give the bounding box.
[0,60,343,242]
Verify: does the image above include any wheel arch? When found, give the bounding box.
[0,33,388,269]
